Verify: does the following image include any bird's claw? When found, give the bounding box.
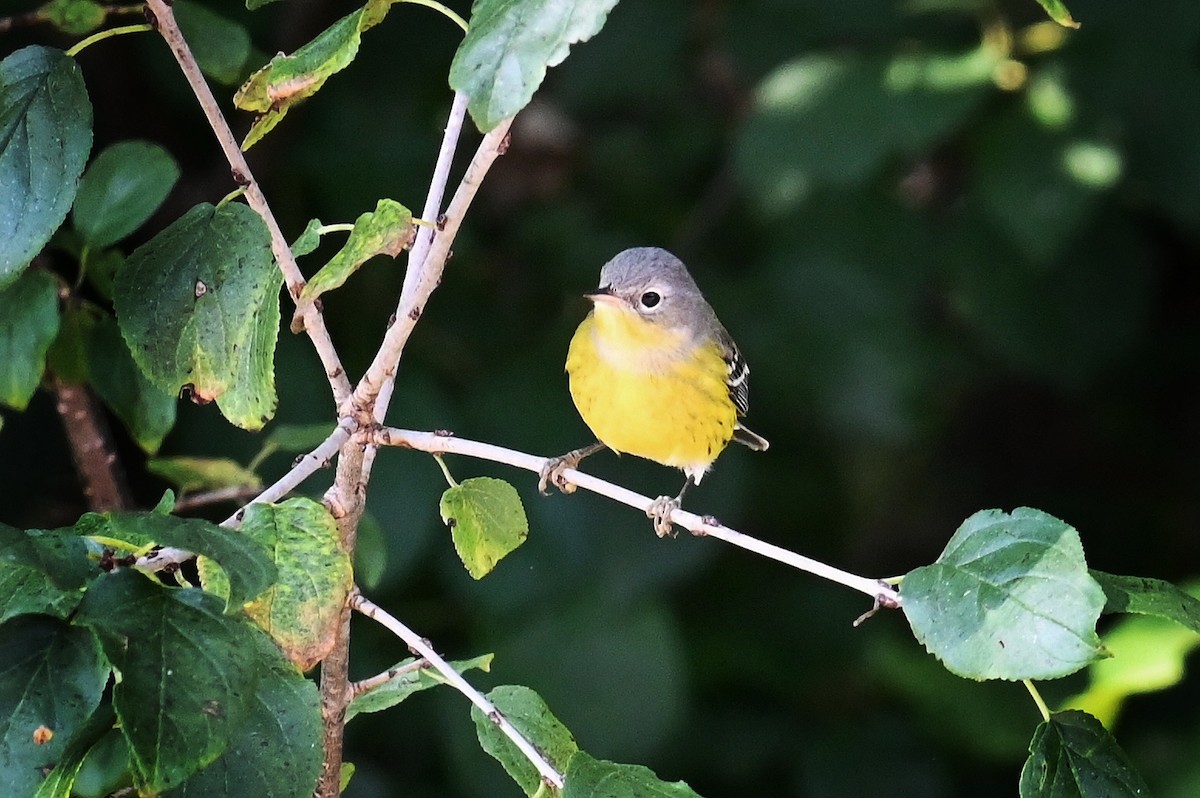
[647,495,680,538]
[538,455,580,495]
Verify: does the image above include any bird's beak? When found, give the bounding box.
[584,285,621,307]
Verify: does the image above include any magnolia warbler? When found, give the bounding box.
[539,247,768,536]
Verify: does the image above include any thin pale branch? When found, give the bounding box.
[222,420,353,528]
[350,591,566,789]
[143,0,352,406]
[350,657,430,698]
[351,117,513,413]
[172,484,264,513]
[371,427,902,608]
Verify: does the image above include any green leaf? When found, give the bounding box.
[471,685,579,795]
[1091,571,1200,633]
[1063,610,1200,727]
[147,456,262,493]
[234,4,389,149]
[290,218,324,257]
[74,570,266,793]
[902,507,1107,680]
[0,269,61,410]
[563,751,704,798]
[246,0,281,11]
[0,524,92,622]
[1035,0,1080,29]
[347,653,493,721]
[734,47,995,213]
[87,315,177,453]
[198,499,351,670]
[449,0,619,132]
[1020,711,1149,797]
[175,1,253,85]
[82,247,123,301]
[41,0,108,36]
[46,304,95,385]
[0,615,108,798]
[164,630,322,798]
[72,141,180,249]
[67,725,129,798]
[353,512,387,590]
[440,476,529,579]
[0,46,92,289]
[297,199,413,305]
[83,512,275,610]
[33,703,116,798]
[113,202,280,431]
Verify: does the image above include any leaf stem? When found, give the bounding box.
[318,223,356,236]
[87,535,145,554]
[1024,679,1052,722]
[66,23,152,57]
[433,454,458,488]
[399,0,469,33]
[350,591,565,789]
[216,186,247,209]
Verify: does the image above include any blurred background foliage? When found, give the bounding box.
[3,0,1200,795]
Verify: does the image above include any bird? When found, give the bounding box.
[539,247,768,536]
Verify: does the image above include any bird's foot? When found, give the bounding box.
[647,495,681,538]
[538,443,605,495]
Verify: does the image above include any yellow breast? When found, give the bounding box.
[565,307,736,482]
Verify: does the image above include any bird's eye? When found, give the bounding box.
[640,291,661,309]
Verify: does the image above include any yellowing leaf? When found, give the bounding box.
[439,477,528,580]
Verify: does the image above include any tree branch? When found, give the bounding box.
[351,117,513,413]
[143,0,352,406]
[52,378,130,511]
[351,591,566,790]
[371,427,902,608]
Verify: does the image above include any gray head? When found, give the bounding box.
[591,247,716,334]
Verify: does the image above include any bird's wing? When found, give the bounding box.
[717,329,751,417]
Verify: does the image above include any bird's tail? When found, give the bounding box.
[733,424,769,451]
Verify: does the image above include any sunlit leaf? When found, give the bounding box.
[295,199,412,315]
[1019,711,1149,797]
[449,0,619,131]
[75,571,266,793]
[347,653,493,721]
[471,685,579,796]
[0,615,108,798]
[1035,0,1080,29]
[234,2,391,149]
[72,141,180,249]
[440,477,528,579]
[0,46,92,288]
[114,202,280,431]
[0,269,60,410]
[199,498,351,670]
[563,751,703,798]
[902,507,1106,680]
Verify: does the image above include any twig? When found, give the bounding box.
[350,657,430,698]
[350,591,566,789]
[352,116,512,413]
[143,0,352,406]
[221,420,353,528]
[371,427,902,608]
[368,92,471,427]
[171,484,265,512]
